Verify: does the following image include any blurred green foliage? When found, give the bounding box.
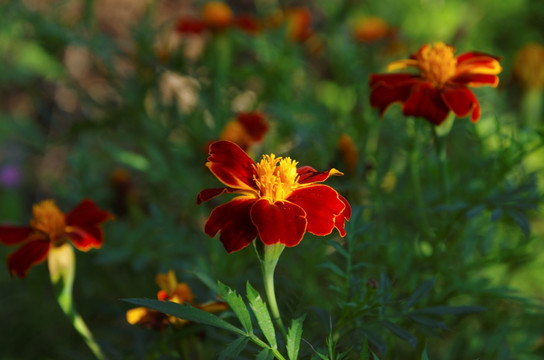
[1,0,544,359]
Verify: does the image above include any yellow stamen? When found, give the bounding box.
[30,200,66,242]
[253,154,299,202]
[416,42,457,87]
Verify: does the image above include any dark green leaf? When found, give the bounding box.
[466,204,486,218]
[403,278,435,311]
[421,347,429,360]
[218,282,253,333]
[246,282,277,349]
[256,348,275,360]
[490,208,503,222]
[506,208,531,237]
[407,314,448,330]
[123,298,243,335]
[219,336,249,360]
[287,314,306,360]
[383,321,417,348]
[413,305,486,316]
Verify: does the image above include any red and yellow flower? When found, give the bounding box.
[0,199,112,278]
[369,42,502,125]
[176,1,259,35]
[219,112,269,151]
[197,141,351,253]
[126,270,228,330]
[352,16,394,43]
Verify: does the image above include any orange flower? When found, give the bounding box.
[126,270,228,330]
[513,43,544,90]
[219,112,269,151]
[0,199,112,278]
[352,16,394,43]
[176,2,259,35]
[197,141,351,253]
[369,42,502,125]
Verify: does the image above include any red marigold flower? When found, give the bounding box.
[369,42,502,125]
[197,141,351,253]
[0,199,112,278]
[352,16,395,43]
[176,2,259,35]
[219,112,269,151]
[126,270,228,330]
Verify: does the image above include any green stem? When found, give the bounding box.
[49,245,107,360]
[431,125,450,204]
[260,244,287,339]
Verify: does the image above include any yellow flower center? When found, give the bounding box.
[30,200,66,241]
[417,42,457,87]
[253,154,300,202]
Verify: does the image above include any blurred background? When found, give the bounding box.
[1,0,544,359]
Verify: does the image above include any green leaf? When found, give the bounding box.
[383,321,417,348]
[490,208,503,222]
[506,208,531,237]
[421,347,430,360]
[360,338,369,360]
[218,282,253,333]
[287,314,306,360]
[219,336,249,360]
[246,282,277,349]
[403,278,435,311]
[413,305,486,316]
[256,348,275,360]
[124,298,243,335]
[407,315,448,330]
[466,204,485,218]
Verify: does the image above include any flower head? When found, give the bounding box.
[126,270,228,330]
[219,112,269,151]
[176,2,259,35]
[0,199,112,278]
[197,141,351,253]
[369,42,502,125]
[513,43,544,91]
[352,16,394,43]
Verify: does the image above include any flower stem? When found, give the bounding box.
[260,243,287,338]
[431,125,450,204]
[48,244,107,360]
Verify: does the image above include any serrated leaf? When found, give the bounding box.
[218,282,253,333]
[246,282,277,349]
[383,321,417,348]
[219,336,249,359]
[287,314,306,360]
[124,298,243,335]
[413,305,486,316]
[403,278,435,311]
[506,208,531,237]
[256,348,275,360]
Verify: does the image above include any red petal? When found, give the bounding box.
[456,51,501,64]
[0,226,32,245]
[176,18,206,34]
[369,74,420,117]
[197,187,238,204]
[402,83,451,125]
[7,238,50,278]
[205,141,257,190]
[450,73,499,87]
[65,227,103,251]
[237,112,268,141]
[297,166,343,184]
[234,14,260,34]
[204,197,258,253]
[441,86,479,119]
[287,185,346,236]
[250,199,307,247]
[334,195,352,237]
[65,199,112,228]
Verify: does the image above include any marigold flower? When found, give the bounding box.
[197,141,351,253]
[352,16,394,43]
[513,43,544,91]
[369,42,502,125]
[219,112,269,151]
[0,199,112,278]
[337,134,358,175]
[176,2,259,35]
[126,270,228,330]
